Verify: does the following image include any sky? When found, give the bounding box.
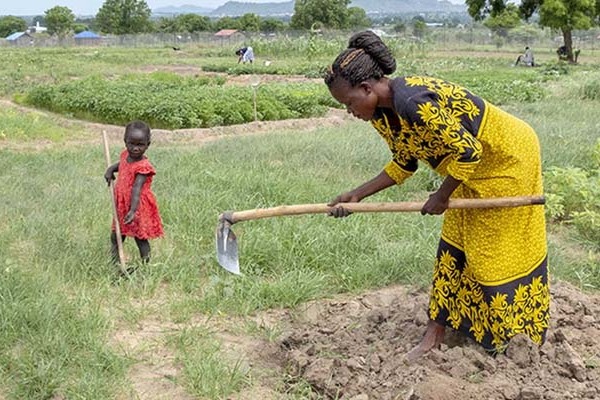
[1,0,465,17]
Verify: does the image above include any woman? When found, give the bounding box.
[325,31,549,359]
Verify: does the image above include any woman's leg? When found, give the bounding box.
[406,320,446,361]
[110,232,126,264]
[134,237,150,263]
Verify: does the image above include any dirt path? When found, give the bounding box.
[0,99,352,151]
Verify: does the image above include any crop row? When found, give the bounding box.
[22,72,340,129]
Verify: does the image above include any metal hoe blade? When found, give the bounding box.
[215,216,240,275]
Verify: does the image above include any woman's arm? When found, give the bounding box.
[421,175,462,215]
[124,173,148,224]
[327,170,397,217]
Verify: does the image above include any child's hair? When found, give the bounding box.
[124,120,151,142]
[324,30,396,88]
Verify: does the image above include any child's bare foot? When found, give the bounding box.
[405,320,445,362]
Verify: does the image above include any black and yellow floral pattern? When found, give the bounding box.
[372,76,485,184]
[370,76,549,352]
[430,239,549,352]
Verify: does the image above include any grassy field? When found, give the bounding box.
[0,42,599,399]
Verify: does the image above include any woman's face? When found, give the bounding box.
[329,78,378,121]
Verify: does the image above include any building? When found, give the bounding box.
[28,21,47,34]
[74,30,102,46]
[213,29,245,45]
[5,32,33,46]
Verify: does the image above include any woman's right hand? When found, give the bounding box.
[327,191,362,218]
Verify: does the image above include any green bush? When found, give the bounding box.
[581,79,600,101]
[544,145,600,248]
[22,74,336,129]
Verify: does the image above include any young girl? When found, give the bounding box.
[324,31,549,359]
[104,121,164,266]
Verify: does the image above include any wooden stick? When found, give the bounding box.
[220,196,545,224]
[102,130,127,273]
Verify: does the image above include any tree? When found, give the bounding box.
[45,6,75,37]
[96,0,152,35]
[483,4,521,37]
[290,0,351,30]
[525,0,598,62]
[412,19,427,39]
[0,16,27,38]
[347,7,371,29]
[159,14,212,33]
[32,15,46,26]
[468,0,598,62]
[215,17,240,31]
[260,18,286,33]
[238,13,261,32]
[73,23,89,33]
[393,21,407,34]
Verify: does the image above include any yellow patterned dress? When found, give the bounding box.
[372,76,549,352]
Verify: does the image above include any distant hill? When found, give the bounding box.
[352,0,464,14]
[153,0,466,17]
[210,1,294,17]
[153,4,213,15]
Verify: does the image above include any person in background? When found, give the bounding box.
[324,31,549,360]
[515,46,535,67]
[236,46,255,64]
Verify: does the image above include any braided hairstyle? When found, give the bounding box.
[324,30,396,88]
[124,120,151,143]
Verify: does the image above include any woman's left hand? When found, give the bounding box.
[421,191,449,215]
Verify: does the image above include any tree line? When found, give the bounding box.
[0,0,371,39]
[1,0,598,63]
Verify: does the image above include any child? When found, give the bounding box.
[104,121,164,267]
[324,31,549,359]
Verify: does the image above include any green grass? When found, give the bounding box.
[0,45,599,399]
[0,105,85,142]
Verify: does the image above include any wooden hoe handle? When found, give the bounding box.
[220,196,545,224]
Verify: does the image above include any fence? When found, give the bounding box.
[1,27,599,54]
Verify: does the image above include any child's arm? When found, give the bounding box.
[124,173,148,224]
[104,162,120,185]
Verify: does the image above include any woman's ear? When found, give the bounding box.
[359,81,373,94]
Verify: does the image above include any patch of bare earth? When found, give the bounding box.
[112,280,600,400]
[264,281,600,400]
[113,319,195,400]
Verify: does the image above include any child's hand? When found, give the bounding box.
[124,210,135,224]
[104,170,115,186]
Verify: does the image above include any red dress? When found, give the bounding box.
[113,150,164,239]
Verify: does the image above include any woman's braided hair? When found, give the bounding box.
[324,30,396,88]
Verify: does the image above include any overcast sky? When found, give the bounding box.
[1,0,465,17]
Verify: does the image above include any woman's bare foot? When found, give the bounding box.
[405,320,445,362]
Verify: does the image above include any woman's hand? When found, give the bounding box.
[327,191,362,218]
[421,191,449,215]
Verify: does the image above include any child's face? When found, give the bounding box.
[125,129,150,161]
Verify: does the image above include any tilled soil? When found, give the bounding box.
[268,281,599,400]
